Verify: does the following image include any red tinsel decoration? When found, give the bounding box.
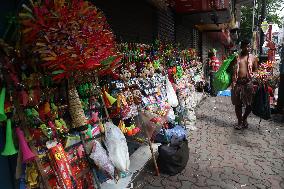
[20,0,121,81]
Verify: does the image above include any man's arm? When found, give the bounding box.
[252,56,258,72]
[231,57,238,87]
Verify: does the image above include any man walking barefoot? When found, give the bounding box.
[231,40,258,129]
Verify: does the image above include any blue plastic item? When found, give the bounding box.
[217,90,231,96]
[155,125,186,143]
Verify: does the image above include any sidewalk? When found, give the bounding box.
[133,96,284,189]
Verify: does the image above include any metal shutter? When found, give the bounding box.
[157,8,175,43]
[94,0,157,43]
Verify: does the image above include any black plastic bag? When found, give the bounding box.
[157,139,189,175]
[252,84,271,120]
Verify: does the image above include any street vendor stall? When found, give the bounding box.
[0,1,206,188]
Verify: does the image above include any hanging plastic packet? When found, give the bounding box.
[90,140,115,179]
[104,122,130,172]
[166,78,179,107]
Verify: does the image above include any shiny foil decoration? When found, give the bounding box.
[19,0,121,81]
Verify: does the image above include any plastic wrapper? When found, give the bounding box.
[167,108,175,123]
[104,122,130,172]
[166,78,179,107]
[139,110,168,138]
[48,143,76,189]
[90,140,115,179]
[154,124,187,144]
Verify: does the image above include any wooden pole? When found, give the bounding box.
[137,106,160,176]
[147,137,160,176]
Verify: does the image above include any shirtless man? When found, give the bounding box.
[231,40,258,129]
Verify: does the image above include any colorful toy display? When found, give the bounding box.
[0,0,206,186]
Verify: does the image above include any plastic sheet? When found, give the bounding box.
[104,122,130,172]
[90,140,115,179]
[166,78,179,107]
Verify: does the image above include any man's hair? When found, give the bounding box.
[208,51,214,58]
[240,39,250,48]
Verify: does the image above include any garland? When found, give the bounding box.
[20,0,121,81]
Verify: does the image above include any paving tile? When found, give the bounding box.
[133,97,284,189]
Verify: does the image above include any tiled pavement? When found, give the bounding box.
[132,96,284,189]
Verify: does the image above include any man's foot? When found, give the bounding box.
[235,121,243,130]
[243,120,248,129]
[235,124,243,130]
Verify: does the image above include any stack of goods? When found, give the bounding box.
[253,61,279,107]
[254,60,274,81]
[109,43,170,137]
[164,47,204,128]
[112,42,204,136]
[0,0,207,185]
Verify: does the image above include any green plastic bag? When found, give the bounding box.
[213,54,236,91]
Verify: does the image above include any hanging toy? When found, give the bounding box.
[32,87,41,105]
[1,119,18,156]
[0,87,7,121]
[55,120,64,133]
[39,123,51,138]
[102,90,111,108]
[176,65,183,79]
[118,120,126,133]
[153,60,160,70]
[105,91,117,105]
[133,89,142,105]
[148,63,155,77]
[86,124,93,138]
[48,121,57,136]
[19,89,29,107]
[126,127,133,136]
[38,104,46,122]
[132,126,141,136]
[50,103,58,118]
[99,122,105,133]
[4,100,13,114]
[89,112,99,124]
[125,123,141,136]
[140,67,150,79]
[68,81,88,128]
[16,127,36,163]
[44,102,51,117]
[59,118,68,131]
[26,163,39,188]
[118,94,130,118]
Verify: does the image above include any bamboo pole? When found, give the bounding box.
[137,106,160,176]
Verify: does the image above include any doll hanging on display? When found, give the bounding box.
[148,63,155,78]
